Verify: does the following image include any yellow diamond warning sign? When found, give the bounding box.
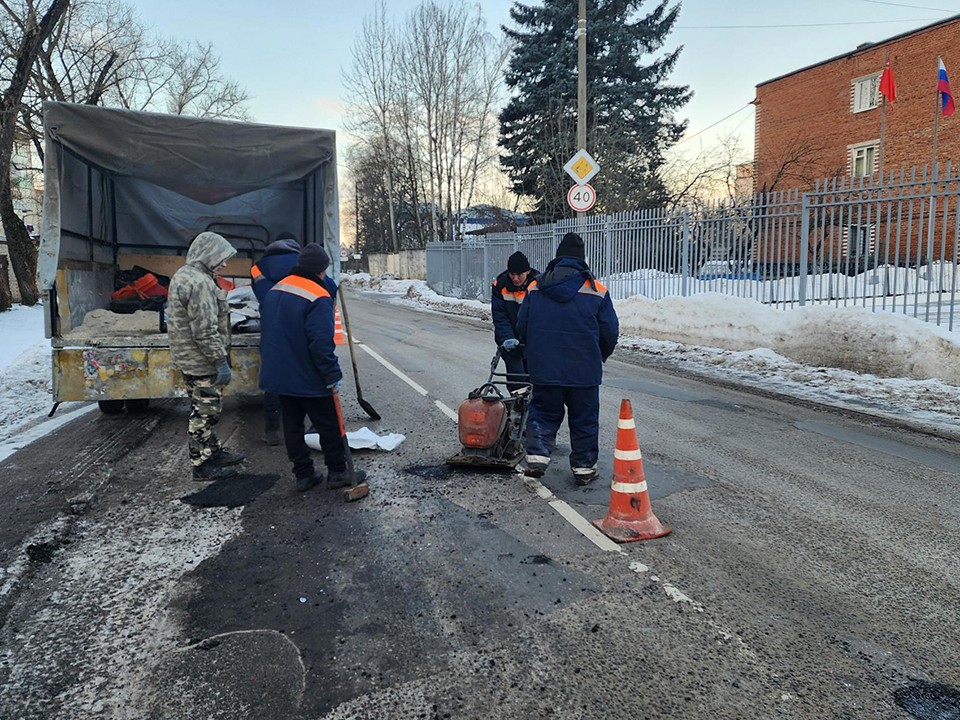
[563,149,599,185]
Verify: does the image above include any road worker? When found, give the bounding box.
[258,244,366,492]
[251,232,302,445]
[517,232,619,485]
[167,231,245,481]
[492,251,539,391]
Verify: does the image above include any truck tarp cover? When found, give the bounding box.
[38,101,339,289]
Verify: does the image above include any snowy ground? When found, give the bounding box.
[4,277,960,451]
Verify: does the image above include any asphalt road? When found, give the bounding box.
[0,288,958,719]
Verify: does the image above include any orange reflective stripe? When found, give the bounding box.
[251,264,263,280]
[578,279,607,298]
[501,287,526,303]
[273,274,330,302]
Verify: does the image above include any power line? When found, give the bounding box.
[859,0,956,12]
[677,103,753,145]
[677,17,940,29]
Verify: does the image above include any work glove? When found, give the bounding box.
[501,338,520,352]
[328,379,342,394]
[214,359,232,386]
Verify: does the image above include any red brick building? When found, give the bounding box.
[753,14,960,192]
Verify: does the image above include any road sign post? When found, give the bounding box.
[564,149,600,218]
[567,184,597,213]
[563,149,599,186]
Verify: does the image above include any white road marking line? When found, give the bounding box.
[548,499,625,554]
[0,404,100,464]
[356,342,429,396]
[654,571,758,662]
[522,475,625,554]
[434,400,458,421]
[663,583,699,607]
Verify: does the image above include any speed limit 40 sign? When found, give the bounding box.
[567,183,596,212]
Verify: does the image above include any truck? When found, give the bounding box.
[37,101,340,414]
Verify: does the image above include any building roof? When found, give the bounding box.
[756,13,960,89]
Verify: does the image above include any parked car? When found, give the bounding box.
[697,260,760,281]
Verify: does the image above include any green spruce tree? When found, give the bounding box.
[499,0,690,220]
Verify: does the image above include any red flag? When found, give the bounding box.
[879,59,896,103]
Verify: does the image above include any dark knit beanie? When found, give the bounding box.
[507,251,530,274]
[295,243,330,275]
[556,232,585,260]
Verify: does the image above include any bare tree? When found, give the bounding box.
[757,132,836,193]
[661,133,750,210]
[345,1,508,248]
[1,0,249,307]
[0,0,70,310]
[343,0,400,252]
[156,40,249,119]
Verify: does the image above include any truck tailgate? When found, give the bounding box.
[52,335,261,402]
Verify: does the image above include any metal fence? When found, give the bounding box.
[426,163,960,330]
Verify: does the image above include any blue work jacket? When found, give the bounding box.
[259,269,342,397]
[517,257,619,387]
[491,268,539,346]
[251,239,301,304]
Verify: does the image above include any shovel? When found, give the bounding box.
[338,288,381,421]
[332,390,369,502]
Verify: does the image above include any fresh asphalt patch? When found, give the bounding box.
[181,473,279,508]
[533,443,712,507]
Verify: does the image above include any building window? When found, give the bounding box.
[851,74,881,113]
[844,224,875,256]
[848,140,879,177]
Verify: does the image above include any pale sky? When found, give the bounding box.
[131,1,957,149]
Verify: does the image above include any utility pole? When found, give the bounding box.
[576,0,587,223]
[577,0,587,152]
[564,1,597,221]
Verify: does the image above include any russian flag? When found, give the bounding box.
[938,57,955,116]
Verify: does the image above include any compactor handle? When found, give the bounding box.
[468,383,504,402]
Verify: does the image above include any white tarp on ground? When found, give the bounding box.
[306,427,406,452]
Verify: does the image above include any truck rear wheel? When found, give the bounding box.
[124,399,151,412]
[98,400,125,414]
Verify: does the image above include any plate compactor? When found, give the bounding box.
[446,347,531,470]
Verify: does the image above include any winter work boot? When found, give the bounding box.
[326,469,367,490]
[262,409,283,446]
[211,448,245,466]
[523,457,549,479]
[295,473,322,492]
[193,458,239,482]
[572,465,599,486]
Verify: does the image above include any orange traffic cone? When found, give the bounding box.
[334,306,347,345]
[592,399,671,543]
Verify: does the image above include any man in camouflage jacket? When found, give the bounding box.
[167,231,245,481]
